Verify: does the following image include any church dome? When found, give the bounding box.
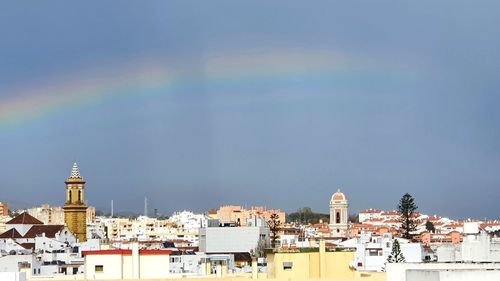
[331,189,347,202]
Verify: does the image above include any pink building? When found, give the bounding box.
[214,205,285,226]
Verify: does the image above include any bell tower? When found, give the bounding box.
[63,162,87,242]
[329,188,349,238]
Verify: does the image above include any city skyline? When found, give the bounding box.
[1,2,500,219]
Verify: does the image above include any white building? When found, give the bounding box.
[436,222,500,262]
[94,214,202,245]
[199,218,270,255]
[329,189,349,238]
[339,232,423,272]
[0,272,26,281]
[169,253,236,276]
[83,242,171,280]
[0,212,100,277]
[169,211,208,230]
[359,209,384,223]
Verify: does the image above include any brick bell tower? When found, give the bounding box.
[63,162,87,242]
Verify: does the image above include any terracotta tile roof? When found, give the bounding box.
[6,213,43,225]
[367,218,384,222]
[360,209,383,214]
[0,228,23,239]
[444,223,463,228]
[23,225,65,238]
[382,211,400,216]
[427,215,442,221]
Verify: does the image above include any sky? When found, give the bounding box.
[1,1,499,219]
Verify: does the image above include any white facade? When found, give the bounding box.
[84,247,171,279]
[436,222,500,263]
[169,211,208,230]
[199,225,270,254]
[95,214,201,245]
[5,224,32,237]
[168,253,235,275]
[386,262,500,281]
[0,239,30,255]
[0,272,26,281]
[359,209,383,223]
[169,254,204,274]
[339,233,422,272]
[0,255,34,272]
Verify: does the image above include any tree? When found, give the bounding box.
[253,236,268,258]
[397,193,418,239]
[267,213,282,248]
[348,213,359,223]
[286,207,329,224]
[387,239,406,263]
[425,221,436,233]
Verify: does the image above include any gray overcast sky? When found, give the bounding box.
[1,1,499,219]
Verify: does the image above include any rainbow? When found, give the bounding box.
[0,48,407,129]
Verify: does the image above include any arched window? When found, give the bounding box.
[69,190,72,202]
[78,190,82,202]
[336,212,341,224]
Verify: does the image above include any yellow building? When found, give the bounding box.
[267,240,355,279]
[63,162,88,242]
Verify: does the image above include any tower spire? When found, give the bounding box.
[70,162,82,179]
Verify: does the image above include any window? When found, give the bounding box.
[283,262,293,270]
[95,265,104,273]
[336,212,340,224]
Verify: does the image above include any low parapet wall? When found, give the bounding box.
[387,262,500,281]
[0,272,26,281]
[27,274,386,281]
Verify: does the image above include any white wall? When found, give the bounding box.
[406,269,500,281]
[0,255,33,272]
[35,236,66,252]
[78,239,100,254]
[84,254,123,280]
[56,227,77,245]
[400,243,422,262]
[0,272,26,281]
[199,226,269,253]
[170,254,204,274]
[438,270,500,281]
[0,239,28,254]
[387,262,500,281]
[84,253,171,279]
[139,255,170,279]
[6,224,32,236]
